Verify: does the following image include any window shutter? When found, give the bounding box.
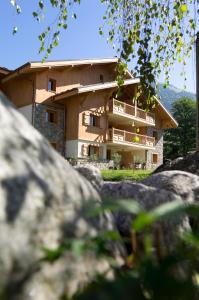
[99,146,103,159]
[82,144,89,157]
[82,112,90,126]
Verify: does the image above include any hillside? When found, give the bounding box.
[157,83,196,111]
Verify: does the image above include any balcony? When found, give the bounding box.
[107,128,155,150]
[108,99,155,126]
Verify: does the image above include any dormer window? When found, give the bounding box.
[48,78,56,92]
[100,74,104,83]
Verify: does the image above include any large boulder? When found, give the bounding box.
[142,170,199,203]
[101,181,189,252]
[0,92,124,300]
[154,152,199,175]
[75,165,103,192]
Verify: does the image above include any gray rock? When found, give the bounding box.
[101,181,190,252]
[142,170,199,203]
[154,151,199,175]
[0,92,124,300]
[75,165,103,192]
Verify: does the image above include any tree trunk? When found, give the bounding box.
[196,32,199,151]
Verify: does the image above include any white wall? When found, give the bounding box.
[18,104,32,123]
[66,139,107,159]
[78,140,107,159]
[65,140,79,158]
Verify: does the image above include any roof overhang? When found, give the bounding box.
[0,67,11,75]
[1,58,119,83]
[53,78,140,101]
[154,96,178,128]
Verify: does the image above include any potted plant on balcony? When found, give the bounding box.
[133,136,140,143]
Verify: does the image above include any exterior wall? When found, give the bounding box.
[75,160,110,170]
[18,104,32,123]
[66,139,107,160]
[35,64,116,103]
[65,140,79,158]
[34,103,65,155]
[78,92,108,142]
[1,74,34,107]
[65,99,79,140]
[78,140,107,159]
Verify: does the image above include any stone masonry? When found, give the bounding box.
[34,103,65,155]
[146,127,163,169]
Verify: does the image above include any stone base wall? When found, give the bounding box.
[146,127,163,169]
[68,158,110,170]
[34,103,65,155]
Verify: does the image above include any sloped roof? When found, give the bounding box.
[0,67,11,75]
[154,96,178,128]
[1,58,119,83]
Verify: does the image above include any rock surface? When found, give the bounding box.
[154,152,199,175]
[75,165,103,192]
[0,92,124,300]
[101,181,188,250]
[142,170,199,203]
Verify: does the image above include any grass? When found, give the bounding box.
[101,169,152,182]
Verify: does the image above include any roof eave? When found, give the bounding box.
[1,58,119,83]
[155,96,178,128]
[53,78,140,101]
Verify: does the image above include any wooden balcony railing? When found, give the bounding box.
[110,99,155,125]
[108,128,155,148]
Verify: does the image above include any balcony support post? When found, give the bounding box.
[135,100,137,117]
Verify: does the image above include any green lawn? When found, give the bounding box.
[101,169,152,182]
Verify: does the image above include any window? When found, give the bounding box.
[152,154,158,164]
[48,78,56,92]
[88,145,99,158]
[50,142,57,150]
[45,109,58,123]
[100,74,104,83]
[89,114,100,127]
[107,149,111,160]
[153,131,158,141]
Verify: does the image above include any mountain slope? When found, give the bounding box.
[157,83,196,111]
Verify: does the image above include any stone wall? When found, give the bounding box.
[68,158,110,170]
[146,127,163,169]
[34,103,65,155]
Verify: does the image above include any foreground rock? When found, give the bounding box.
[0,92,124,300]
[75,165,103,192]
[142,170,199,203]
[154,152,199,175]
[101,181,190,252]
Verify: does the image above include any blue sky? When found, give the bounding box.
[0,0,196,93]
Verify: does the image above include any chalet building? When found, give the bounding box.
[0,58,178,169]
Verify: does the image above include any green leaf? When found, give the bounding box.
[12,26,18,35]
[39,1,44,9]
[180,4,188,13]
[133,200,186,231]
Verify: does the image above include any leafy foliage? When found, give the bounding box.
[164,97,196,159]
[42,199,199,299]
[99,0,198,97]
